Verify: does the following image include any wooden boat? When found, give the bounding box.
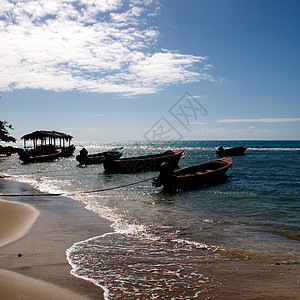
[216,145,247,156]
[76,147,124,165]
[103,150,184,173]
[19,130,75,163]
[19,148,62,163]
[60,144,76,157]
[153,157,232,192]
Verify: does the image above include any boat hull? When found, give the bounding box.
[103,150,184,173]
[77,155,106,165]
[60,145,76,157]
[154,157,232,192]
[76,148,124,165]
[19,149,62,163]
[216,145,247,156]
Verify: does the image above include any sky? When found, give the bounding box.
[0,0,299,142]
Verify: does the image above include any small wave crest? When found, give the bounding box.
[67,232,212,300]
[248,147,300,151]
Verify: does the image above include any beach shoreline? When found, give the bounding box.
[0,177,113,300]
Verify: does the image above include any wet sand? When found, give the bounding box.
[0,269,88,300]
[0,178,112,299]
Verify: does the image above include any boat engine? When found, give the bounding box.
[153,162,174,187]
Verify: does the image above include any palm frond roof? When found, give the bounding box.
[21,130,73,140]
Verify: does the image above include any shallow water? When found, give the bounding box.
[1,140,299,299]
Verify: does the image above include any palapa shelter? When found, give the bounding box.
[21,130,73,150]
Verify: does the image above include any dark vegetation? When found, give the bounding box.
[0,121,21,154]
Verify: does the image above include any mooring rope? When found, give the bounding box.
[83,176,155,194]
[0,176,156,197]
[0,193,63,197]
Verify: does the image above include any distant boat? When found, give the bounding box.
[153,157,232,192]
[76,147,124,165]
[0,145,21,157]
[0,148,11,157]
[216,145,247,156]
[103,150,184,173]
[0,152,11,157]
[19,130,75,163]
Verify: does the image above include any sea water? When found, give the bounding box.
[0,140,299,299]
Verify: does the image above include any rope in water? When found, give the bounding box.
[0,193,63,197]
[0,176,156,197]
[83,176,155,194]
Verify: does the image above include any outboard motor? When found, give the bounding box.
[76,148,88,164]
[216,146,224,156]
[153,162,174,187]
[80,148,88,158]
[103,152,115,162]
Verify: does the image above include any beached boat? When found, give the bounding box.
[76,147,124,165]
[103,150,184,173]
[216,145,247,156]
[19,130,75,163]
[153,157,232,192]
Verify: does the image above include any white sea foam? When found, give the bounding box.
[172,238,221,252]
[66,232,114,300]
[8,174,68,196]
[248,147,300,151]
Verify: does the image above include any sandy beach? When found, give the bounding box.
[0,178,112,300]
[0,198,39,248]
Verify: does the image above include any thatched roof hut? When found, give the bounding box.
[21,130,73,149]
[21,130,73,141]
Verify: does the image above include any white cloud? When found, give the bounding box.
[217,118,300,123]
[0,0,214,96]
[193,126,275,140]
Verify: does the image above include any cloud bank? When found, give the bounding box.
[217,118,300,123]
[0,0,213,96]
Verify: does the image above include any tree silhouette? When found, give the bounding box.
[0,121,16,143]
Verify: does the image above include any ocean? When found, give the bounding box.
[1,140,299,299]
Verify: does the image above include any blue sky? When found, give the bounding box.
[0,0,299,142]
